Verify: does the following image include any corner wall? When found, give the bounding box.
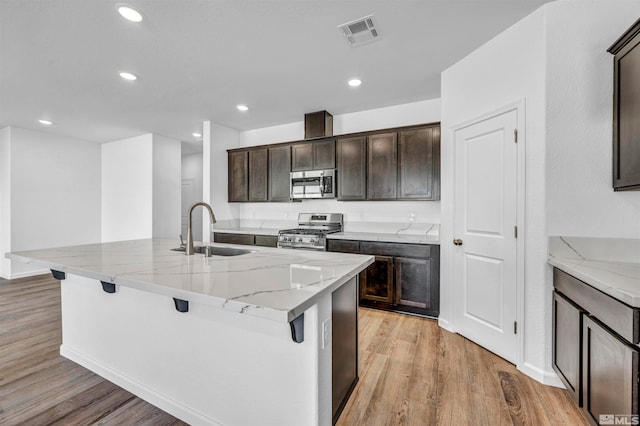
[4,127,102,278]
[440,6,548,381]
[0,127,11,278]
[152,135,181,239]
[545,0,640,238]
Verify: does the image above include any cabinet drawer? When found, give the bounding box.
[360,241,430,258]
[554,268,640,344]
[213,233,255,246]
[255,235,277,248]
[327,239,360,253]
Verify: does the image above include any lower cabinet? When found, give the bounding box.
[213,232,278,248]
[329,239,439,318]
[552,268,639,425]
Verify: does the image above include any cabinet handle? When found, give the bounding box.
[453,239,463,246]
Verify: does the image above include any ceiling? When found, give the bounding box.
[0,0,552,146]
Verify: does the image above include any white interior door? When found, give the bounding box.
[453,109,518,363]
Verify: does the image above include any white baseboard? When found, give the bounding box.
[517,361,564,388]
[5,268,50,280]
[60,345,222,426]
[437,316,457,334]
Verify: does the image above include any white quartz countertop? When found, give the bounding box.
[548,236,640,308]
[7,239,374,323]
[327,231,439,245]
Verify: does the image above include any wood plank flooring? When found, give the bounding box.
[0,275,589,425]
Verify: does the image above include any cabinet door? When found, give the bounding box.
[314,139,335,169]
[367,133,397,200]
[552,291,582,406]
[582,315,639,423]
[228,150,248,202]
[360,256,394,304]
[337,136,367,200]
[613,35,640,190]
[291,143,313,171]
[248,148,268,202]
[398,127,440,200]
[394,256,432,311]
[269,145,291,202]
[213,232,255,245]
[255,235,278,247]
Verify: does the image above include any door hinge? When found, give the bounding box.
[514,129,518,143]
[514,321,518,334]
[514,226,518,239]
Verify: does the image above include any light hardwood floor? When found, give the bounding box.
[0,275,588,425]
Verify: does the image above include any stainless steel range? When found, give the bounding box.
[277,213,343,251]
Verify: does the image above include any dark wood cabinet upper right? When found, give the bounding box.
[399,127,440,200]
[609,19,640,190]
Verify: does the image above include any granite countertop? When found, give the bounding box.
[548,236,640,308]
[7,239,373,323]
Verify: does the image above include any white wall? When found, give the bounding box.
[545,0,640,238]
[152,135,181,239]
[102,134,153,242]
[440,7,548,381]
[234,99,442,224]
[182,152,204,240]
[0,127,11,278]
[5,127,101,278]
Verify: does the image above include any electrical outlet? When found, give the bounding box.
[322,318,331,349]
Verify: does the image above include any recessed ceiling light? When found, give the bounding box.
[236,105,249,112]
[192,132,202,138]
[38,119,53,126]
[119,71,137,81]
[117,5,143,23]
[348,78,362,87]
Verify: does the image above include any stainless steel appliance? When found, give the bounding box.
[290,169,336,199]
[277,213,343,250]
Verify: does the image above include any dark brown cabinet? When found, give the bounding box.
[360,256,394,303]
[399,127,440,200]
[214,232,278,247]
[228,148,268,202]
[248,148,268,202]
[228,150,249,202]
[328,239,439,317]
[291,139,335,171]
[609,19,640,190]
[552,291,582,405]
[552,268,640,423]
[268,145,291,202]
[367,133,397,200]
[337,136,367,200]
[582,315,639,424]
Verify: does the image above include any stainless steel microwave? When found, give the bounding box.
[290,169,336,199]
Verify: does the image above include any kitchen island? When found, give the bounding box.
[7,239,374,426]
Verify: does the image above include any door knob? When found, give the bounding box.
[453,239,463,246]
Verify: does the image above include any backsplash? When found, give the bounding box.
[548,236,640,264]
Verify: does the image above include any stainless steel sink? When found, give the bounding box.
[171,246,254,257]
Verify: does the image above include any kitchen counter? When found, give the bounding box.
[7,238,372,323]
[548,236,640,307]
[328,231,439,245]
[7,239,373,425]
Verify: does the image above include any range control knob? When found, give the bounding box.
[297,237,303,243]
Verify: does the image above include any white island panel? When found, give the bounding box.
[61,273,330,426]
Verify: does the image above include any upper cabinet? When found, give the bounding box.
[228,148,268,202]
[228,122,440,203]
[367,133,398,200]
[291,139,335,171]
[268,145,291,202]
[337,136,367,200]
[399,127,440,200]
[609,19,640,190]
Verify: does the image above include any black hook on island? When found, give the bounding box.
[289,313,304,343]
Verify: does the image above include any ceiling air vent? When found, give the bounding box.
[338,15,381,47]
